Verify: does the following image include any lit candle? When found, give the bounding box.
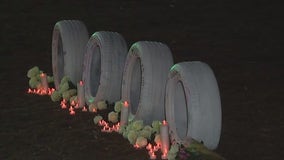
[48,88,55,95]
[77,81,85,108]
[61,103,67,109]
[161,152,168,160]
[27,88,32,93]
[149,151,157,159]
[70,109,75,115]
[60,99,67,109]
[160,120,169,159]
[69,106,75,115]
[146,143,152,150]
[120,101,129,126]
[71,100,76,106]
[82,106,88,112]
[40,73,49,90]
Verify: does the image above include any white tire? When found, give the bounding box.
[82,31,128,105]
[165,61,222,150]
[52,20,89,89]
[121,41,174,124]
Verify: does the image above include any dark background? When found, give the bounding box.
[0,0,283,159]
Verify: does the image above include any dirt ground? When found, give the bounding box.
[0,0,283,159]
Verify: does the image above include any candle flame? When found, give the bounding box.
[145,142,163,160]
[79,80,84,86]
[149,151,157,159]
[124,101,129,107]
[61,104,67,109]
[92,108,97,113]
[71,100,76,106]
[146,143,152,150]
[70,110,75,115]
[74,103,79,109]
[133,143,140,149]
[82,106,88,112]
[161,151,168,160]
[98,120,120,133]
[27,87,55,96]
[162,120,168,125]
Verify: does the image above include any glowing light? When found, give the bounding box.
[74,103,79,109]
[40,73,49,90]
[120,101,129,126]
[160,120,170,157]
[27,87,55,96]
[161,149,168,159]
[69,104,76,115]
[60,99,67,109]
[145,142,162,160]
[70,109,75,115]
[98,120,120,133]
[153,143,160,152]
[146,143,152,150]
[133,143,140,149]
[70,100,79,109]
[149,151,157,159]
[124,101,129,107]
[92,108,97,113]
[162,120,168,125]
[71,100,76,106]
[77,81,85,108]
[82,106,88,112]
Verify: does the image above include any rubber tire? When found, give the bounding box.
[165,61,222,150]
[52,20,89,89]
[121,41,174,125]
[82,31,128,105]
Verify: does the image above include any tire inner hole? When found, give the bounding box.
[57,34,65,82]
[90,45,101,96]
[174,80,188,139]
[130,57,142,115]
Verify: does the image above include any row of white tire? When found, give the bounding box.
[51,20,221,150]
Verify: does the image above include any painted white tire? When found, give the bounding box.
[83,31,128,105]
[165,61,222,150]
[52,20,89,89]
[121,41,174,124]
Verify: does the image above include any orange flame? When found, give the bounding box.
[82,106,88,112]
[162,120,168,125]
[161,148,168,159]
[124,101,129,107]
[98,120,120,133]
[149,151,157,159]
[92,108,97,113]
[74,103,79,109]
[133,143,140,149]
[70,100,76,106]
[69,109,75,115]
[145,142,162,160]
[27,88,55,96]
[60,99,67,109]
